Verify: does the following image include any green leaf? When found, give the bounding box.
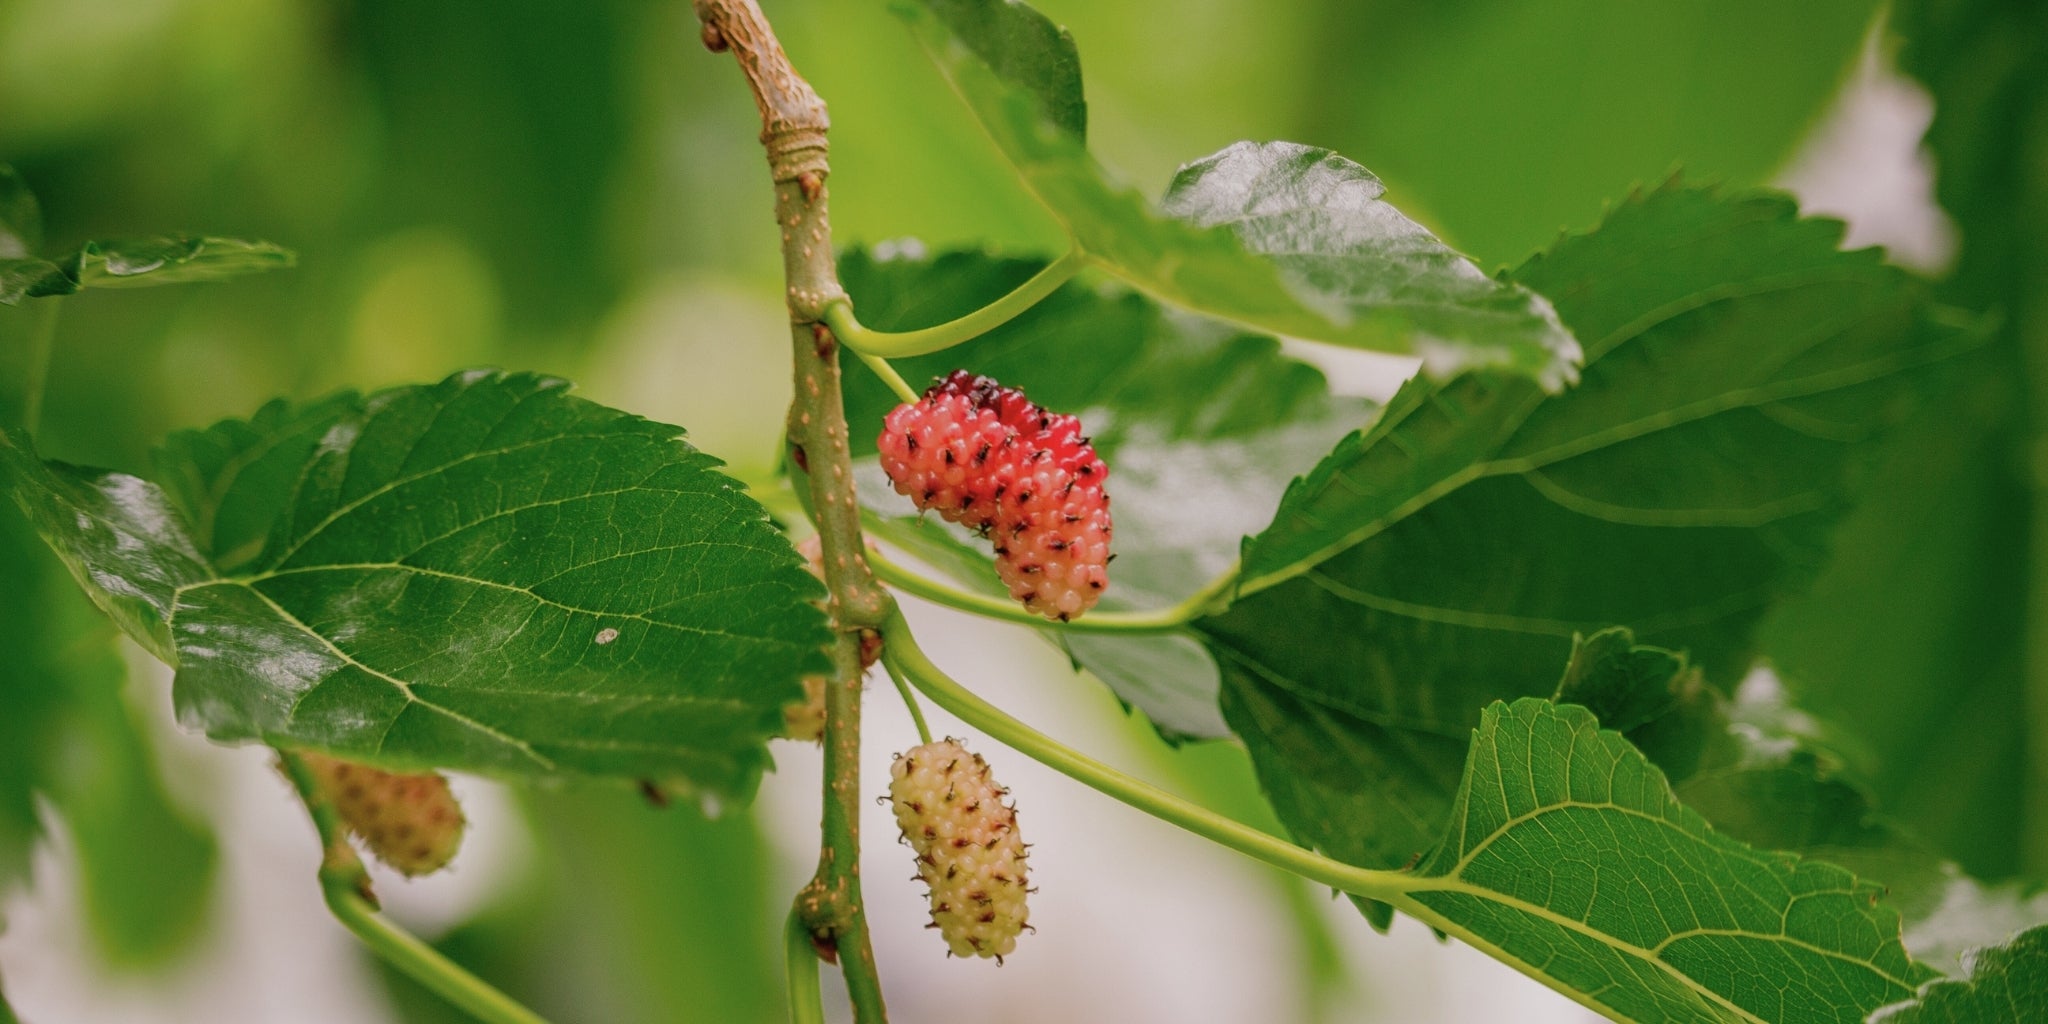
[1552,626,1692,734]
[1873,926,2048,1023]
[1552,630,1950,914]
[916,0,1084,139]
[0,260,70,308]
[1206,183,1982,879]
[1,370,831,798]
[0,236,294,305]
[71,237,296,289]
[1551,632,2048,979]
[1759,355,2030,882]
[1160,141,1581,386]
[894,1,1579,383]
[837,247,1371,739]
[1392,699,1932,1024]
[0,432,209,662]
[1763,0,2047,882]
[0,511,77,886]
[1237,182,1973,593]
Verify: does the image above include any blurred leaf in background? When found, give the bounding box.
[376,786,783,1024]
[0,509,218,969]
[1292,0,1883,265]
[1762,0,2048,884]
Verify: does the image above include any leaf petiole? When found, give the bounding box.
[855,350,920,405]
[784,907,825,1024]
[822,247,1086,360]
[879,608,1404,901]
[882,657,934,745]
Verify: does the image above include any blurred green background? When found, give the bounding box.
[0,0,1884,480]
[9,0,1987,1020]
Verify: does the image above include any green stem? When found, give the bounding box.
[865,541,1235,633]
[856,350,919,404]
[879,609,1404,901]
[882,658,934,745]
[275,750,551,1024]
[784,907,825,1024]
[697,2,890,1018]
[328,892,549,1024]
[822,248,1086,359]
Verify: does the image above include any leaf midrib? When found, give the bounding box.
[191,580,559,770]
[1394,885,1768,1024]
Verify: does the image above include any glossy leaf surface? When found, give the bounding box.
[2,371,829,797]
[897,1,1578,383]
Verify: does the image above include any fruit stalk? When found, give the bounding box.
[276,749,549,1024]
[694,1,890,1019]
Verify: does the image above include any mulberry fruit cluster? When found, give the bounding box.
[877,370,1111,620]
[887,738,1031,961]
[297,750,466,877]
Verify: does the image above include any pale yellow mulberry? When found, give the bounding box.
[887,738,1032,961]
[297,750,465,877]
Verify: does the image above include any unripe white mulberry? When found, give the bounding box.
[887,738,1031,961]
[783,673,828,743]
[297,750,465,877]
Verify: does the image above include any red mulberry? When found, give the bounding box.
[878,371,1111,620]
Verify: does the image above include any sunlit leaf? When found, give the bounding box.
[895,1,1579,383]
